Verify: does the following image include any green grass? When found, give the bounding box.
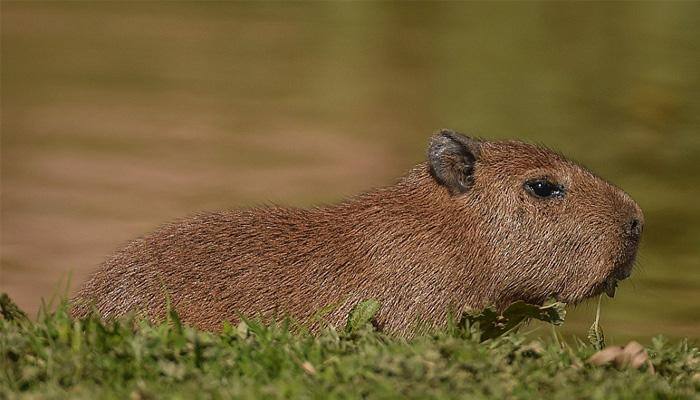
[1,296,698,399]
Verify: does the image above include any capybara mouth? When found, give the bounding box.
[600,254,637,298]
[585,276,621,300]
[600,239,640,298]
[602,277,620,298]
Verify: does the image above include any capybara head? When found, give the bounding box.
[428,130,644,307]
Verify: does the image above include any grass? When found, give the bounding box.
[1,295,698,399]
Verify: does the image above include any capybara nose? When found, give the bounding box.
[627,217,643,239]
[619,191,644,240]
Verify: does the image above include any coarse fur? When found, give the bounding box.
[72,130,644,337]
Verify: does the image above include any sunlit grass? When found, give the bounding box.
[1,295,698,399]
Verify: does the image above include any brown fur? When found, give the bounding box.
[71,130,644,337]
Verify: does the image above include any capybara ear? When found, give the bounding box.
[427,129,480,195]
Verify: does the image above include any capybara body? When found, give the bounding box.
[72,130,644,336]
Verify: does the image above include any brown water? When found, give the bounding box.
[2,2,699,341]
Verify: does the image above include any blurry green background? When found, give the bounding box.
[1,2,698,342]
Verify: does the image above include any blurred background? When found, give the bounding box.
[2,2,698,342]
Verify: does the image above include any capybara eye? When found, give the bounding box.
[524,179,564,199]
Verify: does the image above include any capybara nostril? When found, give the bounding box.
[628,217,643,238]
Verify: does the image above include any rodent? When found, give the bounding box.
[71,130,644,337]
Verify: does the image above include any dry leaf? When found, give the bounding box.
[301,361,316,375]
[618,341,646,369]
[587,341,654,373]
[588,346,623,366]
